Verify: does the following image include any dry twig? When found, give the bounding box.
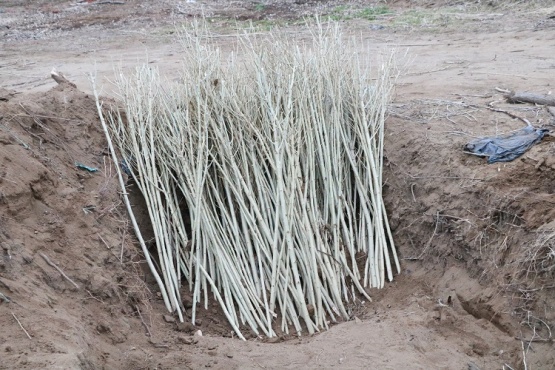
[495,87,511,94]
[39,252,80,290]
[136,304,152,337]
[95,1,125,4]
[521,340,528,370]
[485,105,532,127]
[515,336,553,343]
[12,313,32,340]
[406,211,440,260]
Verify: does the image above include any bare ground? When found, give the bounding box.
[1,1,555,369]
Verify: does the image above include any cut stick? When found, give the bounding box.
[506,92,555,106]
[12,313,32,340]
[101,22,398,338]
[89,73,175,315]
[495,87,511,94]
[95,1,125,4]
[39,252,80,290]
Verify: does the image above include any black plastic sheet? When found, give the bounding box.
[464,126,548,164]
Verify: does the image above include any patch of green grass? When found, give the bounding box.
[328,5,350,21]
[233,18,282,32]
[333,5,349,13]
[397,9,428,26]
[253,19,276,31]
[328,5,392,22]
[255,3,265,12]
[355,6,392,21]
[394,9,450,27]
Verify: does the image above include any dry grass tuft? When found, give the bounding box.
[519,231,555,288]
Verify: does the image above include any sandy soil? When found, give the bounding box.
[1,1,555,369]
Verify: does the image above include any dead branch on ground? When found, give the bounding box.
[485,104,532,127]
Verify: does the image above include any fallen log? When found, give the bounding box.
[506,91,555,106]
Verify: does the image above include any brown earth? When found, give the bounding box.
[1,0,555,369]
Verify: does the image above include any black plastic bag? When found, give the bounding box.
[464,126,548,164]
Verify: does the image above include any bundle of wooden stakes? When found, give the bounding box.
[95,22,400,339]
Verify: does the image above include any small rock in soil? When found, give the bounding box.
[163,315,175,323]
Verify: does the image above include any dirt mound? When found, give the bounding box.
[0,82,159,368]
[384,94,555,368]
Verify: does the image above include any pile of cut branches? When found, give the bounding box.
[95,22,399,339]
